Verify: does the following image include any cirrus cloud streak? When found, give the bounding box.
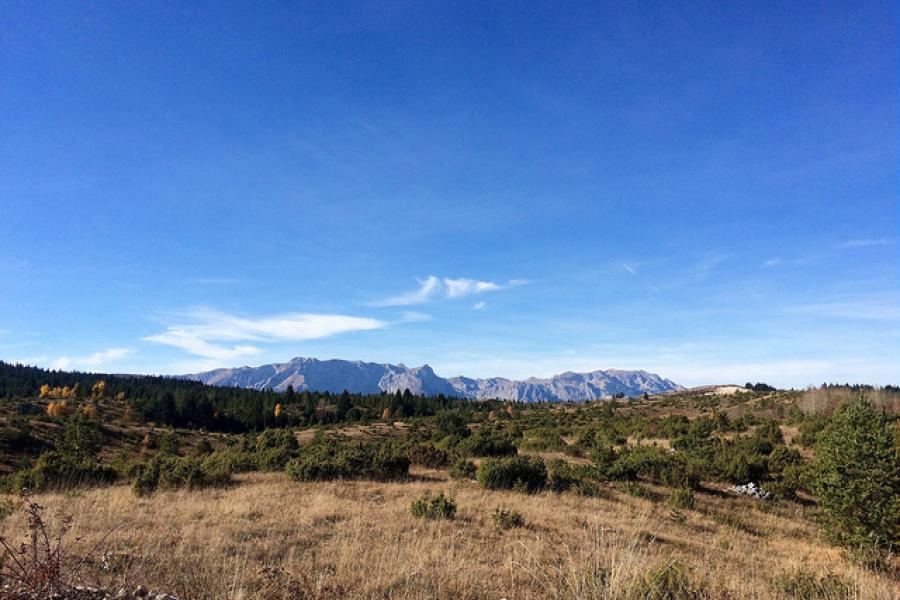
[144,307,386,362]
[371,275,527,306]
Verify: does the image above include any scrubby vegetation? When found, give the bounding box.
[285,439,410,482]
[477,456,547,492]
[0,362,898,597]
[492,506,525,529]
[409,491,456,520]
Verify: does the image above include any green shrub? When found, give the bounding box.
[590,444,617,475]
[131,461,159,497]
[13,452,117,492]
[669,487,695,510]
[767,444,802,474]
[255,446,297,472]
[458,430,517,457]
[812,396,900,551]
[255,429,299,452]
[448,458,477,480]
[157,430,180,455]
[765,462,809,501]
[61,413,104,461]
[546,459,599,495]
[797,416,829,447]
[492,506,525,529]
[610,447,700,489]
[774,569,854,599]
[403,442,451,468]
[194,438,214,456]
[410,491,456,520]
[434,411,471,439]
[250,429,300,471]
[519,429,566,452]
[752,419,784,450]
[628,562,708,600]
[547,458,578,492]
[285,440,410,482]
[201,448,257,474]
[477,456,547,493]
[710,446,768,484]
[131,454,232,496]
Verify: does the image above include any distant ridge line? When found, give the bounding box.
[185,356,682,402]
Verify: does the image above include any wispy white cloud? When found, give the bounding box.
[839,238,896,249]
[371,276,525,306]
[763,258,781,268]
[473,301,486,311]
[622,263,638,276]
[444,278,501,298]
[372,276,442,306]
[144,307,386,363]
[51,347,134,371]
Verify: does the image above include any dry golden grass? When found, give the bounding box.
[1,471,896,599]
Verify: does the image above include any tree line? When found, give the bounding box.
[0,361,501,432]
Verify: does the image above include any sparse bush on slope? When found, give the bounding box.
[458,429,518,457]
[131,454,232,496]
[448,458,477,480]
[253,429,301,471]
[400,442,451,468]
[477,456,546,493]
[492,506,525,529]
[410,491,456,520]
[285,439,410,482]
[669,487,695,510]
[10,452,117,492]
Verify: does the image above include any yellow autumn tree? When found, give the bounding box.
[47,401,70,418]
[39,384,51,398]
[91,380,107,399]
[274,403,282,418]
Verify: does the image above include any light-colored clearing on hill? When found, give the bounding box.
[710,386,748,396]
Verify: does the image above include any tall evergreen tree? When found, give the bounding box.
[812,395,900,552]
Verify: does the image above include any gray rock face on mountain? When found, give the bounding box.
[446,369,681,401]
[186,357,681,402]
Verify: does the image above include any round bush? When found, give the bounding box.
[477,456,547,493]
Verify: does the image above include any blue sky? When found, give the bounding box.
[0,2,897,387]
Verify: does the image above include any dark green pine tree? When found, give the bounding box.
[812,395,900,552]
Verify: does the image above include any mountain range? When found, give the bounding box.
[185,357,682,402]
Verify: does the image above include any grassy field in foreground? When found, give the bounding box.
[1,470,896,600]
